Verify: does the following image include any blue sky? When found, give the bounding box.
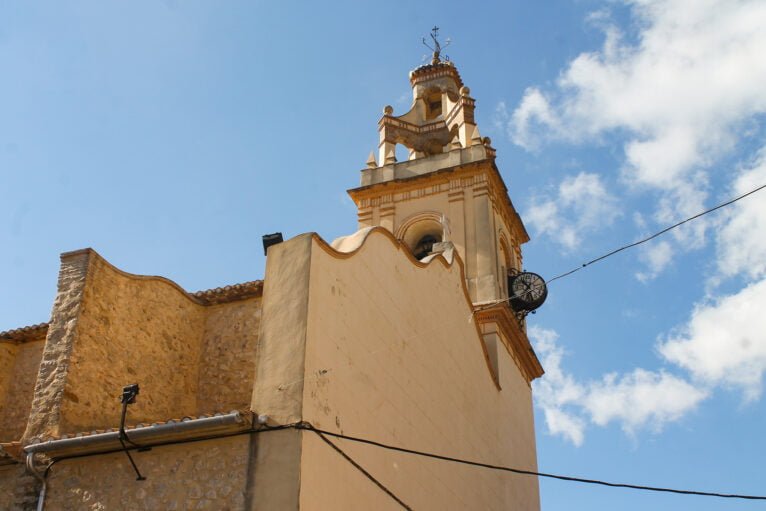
[2,1,766,509]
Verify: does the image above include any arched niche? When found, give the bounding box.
[498,232,513,297]
[396,212,447,260]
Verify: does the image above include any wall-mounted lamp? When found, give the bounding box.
[119,383,146,481]
[262,232,284,255]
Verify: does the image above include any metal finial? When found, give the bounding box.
[421,26,450,64]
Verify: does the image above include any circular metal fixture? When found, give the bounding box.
[508,272,548,312]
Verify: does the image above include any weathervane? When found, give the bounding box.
[422,26,451,64]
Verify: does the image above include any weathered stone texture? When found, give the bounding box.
[45,436,249,511]
[59,253,207,434]
[0,340,45,441]
[197,298,262,414]
[24,249,91,442]
[0,464,40,511]
[20,248,263,442]
[0,343,18,436]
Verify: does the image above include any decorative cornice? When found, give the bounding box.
[409,62,464,88]
[348,158,530,244]
[474,304,544,383]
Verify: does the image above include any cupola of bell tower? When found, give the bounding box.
[348,32,530,305]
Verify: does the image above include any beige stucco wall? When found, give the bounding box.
[297,230,539,510]
[252,229,540,510]
[0,339,45,442]
[44,436,250,511]
[197,297,262,414]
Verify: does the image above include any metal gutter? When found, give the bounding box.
[24,411,248,458]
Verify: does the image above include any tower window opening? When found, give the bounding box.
[425,92,443,120]
[395,143,409,163]
[413,234,441,259]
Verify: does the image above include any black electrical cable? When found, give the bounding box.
[37,418,766,502]
[296,423,766,502]
[474,182,766,313]
[545,182,766,285]
[310,428,413,510]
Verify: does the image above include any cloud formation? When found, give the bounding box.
[514,0,766,446]
[526,172,620,250]
[505,0,766,275]
[511,0,766,186]
[531,327,707,445]
[532,150,766,444]
[659,278,766,401]
[715,149,766,281]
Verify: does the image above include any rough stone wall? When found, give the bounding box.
[0,464,40,511]
[0,343,19,437]
[197,298,262,414]
[24,250,91,441]
[44,436,250,511]
[297,231,539,510]
[57,252,207,434]
[0,340,45,442]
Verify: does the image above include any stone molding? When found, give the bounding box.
[474,305,544,384]
[409,62,464,88]
[348,158,529,245]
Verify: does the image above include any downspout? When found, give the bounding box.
[25,451,47,511]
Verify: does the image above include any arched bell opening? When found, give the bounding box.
[400,217,445,260]
[424,89,444,121]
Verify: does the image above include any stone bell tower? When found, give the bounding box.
[348,50,530,306]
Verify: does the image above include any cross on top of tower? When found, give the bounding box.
[422,26,450,64]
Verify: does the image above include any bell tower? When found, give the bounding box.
[348,45,530,306]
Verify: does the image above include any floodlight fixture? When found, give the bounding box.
[262,232,284,255]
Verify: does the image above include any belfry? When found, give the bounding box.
[349,45,529,306]
[348,39,544,391]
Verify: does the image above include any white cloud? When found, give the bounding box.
[538,0,766,188]
[530,326,706,444]
[659,277,766,401]
[526,172,620,250]
[529,326,586,446]
[716,149,766,280]
[635,240,673,282]
[509,88,559,150]
[506,0,766,273]
[583,369,707,434]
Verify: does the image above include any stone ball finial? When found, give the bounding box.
[460,86,470,97]
[482,136,492,146]
[383,105,394,115]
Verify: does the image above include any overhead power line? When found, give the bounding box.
[545,182,766,285]
[475,182,766,312]
[283,422,766,502]
[312,428,413,510]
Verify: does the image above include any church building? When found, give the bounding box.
[0,46,545,510]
